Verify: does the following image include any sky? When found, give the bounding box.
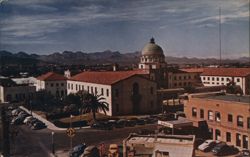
[0,0,249,58]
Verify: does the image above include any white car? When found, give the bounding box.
[23,116,33,124]
[198,140,216,152]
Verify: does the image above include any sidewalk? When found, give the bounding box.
[20,106,67,131]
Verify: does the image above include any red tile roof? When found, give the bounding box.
[70,70,149,85]
[37,72,67,81]
[201,68,250,77]
[180,68,205,73]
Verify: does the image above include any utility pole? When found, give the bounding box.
[1,106,10,157]
[219,7,222,67]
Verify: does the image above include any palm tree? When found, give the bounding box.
[78,91,109,121]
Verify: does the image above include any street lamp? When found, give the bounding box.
[51,131,55,155]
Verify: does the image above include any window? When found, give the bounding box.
[51,83,54,87]
[82,85,84,90]
[221,78,224,81]
[212,77,214,81]
[174,76,176,80]
[215,129,221,140]
[79,85,81,90]
[236,133,241,147]
[91,87,93,94]
[243,135,249,149]
[87,86,89,92]
[203,77,206,80]
[61,83,64,87]
[237,78,240,82]
[184,76,186,80]
[95,87,97,94]
[247,117,250,129]
[179,82,182,86]
[56,83,59,87]
[228,114,233,122]
[101,88,104,95]
[227,78,230,82]
[226,132,231,142]
[237,116,244,127]
[179,76,182,80]
[71,84,73,90]
[150,87,154,94]
[68,84,70,89]
[208,77,210,81]
[208,110,213,121]
[76,84,78,91]
[115,89,119,97]
[217,78,219,81]
[215,112,221,122]
[106,89,109,97]
[200,109,204,119]
[192,107,197,117]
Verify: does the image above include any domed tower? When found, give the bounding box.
[139,38,166,70]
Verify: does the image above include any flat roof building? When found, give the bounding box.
[184,92,250,150]
[123,133,195,157]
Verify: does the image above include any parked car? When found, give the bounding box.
[236,149,250,157]
[69,143,87,157]
[115,119,126,128]
[211,142,228,155]
[125,120,136,127]
[11,117,23,125]
[31,122,46,130]
[11,109,22,116]
[23,116,33,124]
[198,140,217,152]
[194,138,205,149]
[81,145,100,157]
[108,144,118,157]
[136,119,145,125]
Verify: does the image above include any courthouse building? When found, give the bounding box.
[184,92,250,150]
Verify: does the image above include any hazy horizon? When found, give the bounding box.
[0,0,249,59]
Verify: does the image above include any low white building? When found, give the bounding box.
[68,70,158,116]
[123,133,195,157]
[36,72,67,98]
[200,68,250,95]
[0,78,36,103]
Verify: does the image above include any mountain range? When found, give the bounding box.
[0,50,249,66]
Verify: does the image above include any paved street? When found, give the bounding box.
[10,124,158,157]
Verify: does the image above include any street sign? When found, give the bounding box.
[66,128,76,137]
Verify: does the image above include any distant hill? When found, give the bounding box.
[0,50,249,66]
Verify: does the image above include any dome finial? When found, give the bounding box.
[150,37,155,44]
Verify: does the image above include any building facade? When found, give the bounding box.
[184,92,250,150]
[123,133,195,157]
[0,78,36,103]
[36,72,67,98]
[200,68,250,95]
[68,71,158,116]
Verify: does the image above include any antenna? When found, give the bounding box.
[219,7,222,67]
